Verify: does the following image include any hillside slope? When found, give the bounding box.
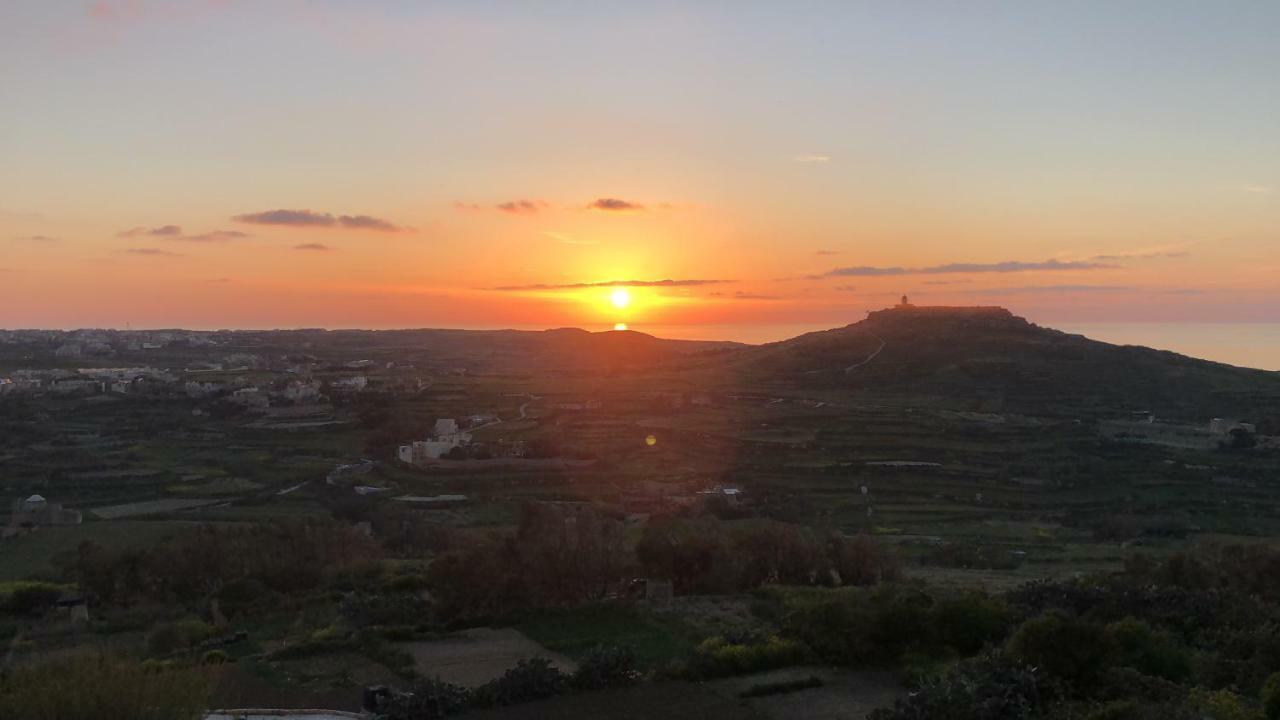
[729,305,1280,427]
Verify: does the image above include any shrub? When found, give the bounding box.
[686,636,808,679]
[471,658,567,707]
[1263,671,1280,719]
[932,593,1011,655]
[380,677,470,720]
[1007,611,1112,686]
[0,581,65,617]
[0,652,213,720]
[867,652,1049,720]
[1104,617,1190,681]
[146,619,215,657]
[571,645,642,690]
[200,649,232,665]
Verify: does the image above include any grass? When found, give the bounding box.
[517,605,697,669]
[0,520,197,581]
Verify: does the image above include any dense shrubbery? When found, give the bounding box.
[470,658,566,707]
[868,652,1051,720]
[427,504,898,621]
[571,644,642,689]
[0,581,65,616]
[73,520,380,608]
[0,652,214,720]
[637,517,898,594]
[863,545,1280,719]
[684,635,809,679]
[772,585,1010,667]
[145,618,216,657]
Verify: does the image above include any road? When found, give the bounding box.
[845,336,886,374]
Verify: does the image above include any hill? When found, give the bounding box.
[726,304,1280,427]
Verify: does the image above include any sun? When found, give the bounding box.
[610,287,631,309]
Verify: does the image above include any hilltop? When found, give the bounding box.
[725,304,1280,427]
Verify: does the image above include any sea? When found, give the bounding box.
[631,322,1280,372]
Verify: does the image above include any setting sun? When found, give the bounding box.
[610,288,631,309]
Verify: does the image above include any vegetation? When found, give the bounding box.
[0,652,215,720]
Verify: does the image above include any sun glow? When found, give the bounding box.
[610,287,631,309]
[614,322,628,331]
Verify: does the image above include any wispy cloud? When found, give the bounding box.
[812,258,1115,278]
[233,209,407,232]
[180,230,251,243]
[923,279,972,285]
[123,247,183,257]
[542,231,595,245]
[712,291,783,300]
[208,277,232,283]
[835,285,857,292]
[118,225,182,238]
[496,199,548,215]
[815,249,840,256]
[1085,243,1193,262]
[1240,184,1274,195]
[587,198,644,213]
[118,225,251,242]
[294,242,333,251]
[958,284,1203,296]
[14,235,60,243]
[491,278,733,291]
[794,154,831,163]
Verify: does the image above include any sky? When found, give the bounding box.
[2,0,1279,334]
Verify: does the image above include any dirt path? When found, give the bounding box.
[399,627,576,688]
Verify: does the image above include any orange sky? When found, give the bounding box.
[1,2,1278,332]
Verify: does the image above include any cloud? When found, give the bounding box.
[958,284,1203,296]
[1240,184,1274,195]
[118,224,183,238]
[179,230,251,243]
[835,285,857,292]
[491,278,733,291]
[118,225,252,242]
[732,291,783,300]
[208,277,232,283]
[14,235,59,243]
[923,279,972,285]
[587,198,644,213]
[794,154,831,163]
[294,243,333,251]
[815,249,840,256]
[233,209,407,232]
[496,200,548,215]
[812,258,1115,279]
[1087,249,1191,262]
[542,231,595,245]
[123,248,182,257]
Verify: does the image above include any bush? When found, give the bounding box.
[381,677,470,720]
[932,593,1011,655]
[471,658,567,707]
[1007,611,1112,686]
[571,645,642,690]
[1104,617,1190,681]
[1263,671,1280,719]
[0,581,65,616]
[685,636,808,679]
[146,619,215,657]
[0,652,213,720]
[867,652,1050,720]
[200,649,232,665]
